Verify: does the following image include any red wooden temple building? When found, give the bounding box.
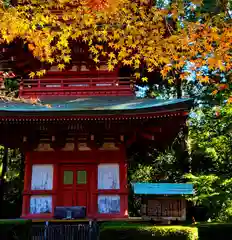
[0,41,192,220]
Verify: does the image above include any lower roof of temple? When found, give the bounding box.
[0,97,193,117]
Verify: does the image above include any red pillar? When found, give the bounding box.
[21,153,31,217]
[52,163,59,216]
[120,144,128,218]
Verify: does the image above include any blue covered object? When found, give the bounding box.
[133,183,194,195]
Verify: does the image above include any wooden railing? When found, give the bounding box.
[19,77,135,97]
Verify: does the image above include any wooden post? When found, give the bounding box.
[21,153,31,217]
[52,163,59,216]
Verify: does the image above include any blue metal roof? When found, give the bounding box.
[133,183,194,195]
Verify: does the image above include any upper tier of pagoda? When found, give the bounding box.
[19,67,135,98]
[1,40,136,98]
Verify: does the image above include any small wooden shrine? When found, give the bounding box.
[0,41,192,219]
[133,183,194,222]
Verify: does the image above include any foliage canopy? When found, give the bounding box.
[0,0,231,88]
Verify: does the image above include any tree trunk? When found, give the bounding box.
[0,146,8,218]
[176,77,182,99]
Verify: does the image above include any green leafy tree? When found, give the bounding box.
[185,173,232,221]
[0,148,24,218]
[182,101,232,221]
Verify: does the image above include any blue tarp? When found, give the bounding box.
[133,183,194,195]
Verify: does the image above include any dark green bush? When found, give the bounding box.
[0,219,32,240]
[100,222,198,240]
[198,223,232,240]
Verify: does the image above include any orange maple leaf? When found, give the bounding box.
[199,76,210,83]
[87,0,121,10]
[212,90,218,95]
[227,97,232,104]
[208,58,217,68]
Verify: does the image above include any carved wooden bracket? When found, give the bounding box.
[61,143,75,151]
[34,143,54,152]
[78,142,91,151]
[99,142,119,151]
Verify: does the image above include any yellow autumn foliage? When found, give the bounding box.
[0,0,231,84]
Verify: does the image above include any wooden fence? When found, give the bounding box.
[31,221,99,240]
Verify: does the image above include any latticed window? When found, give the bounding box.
[77,170,87,184]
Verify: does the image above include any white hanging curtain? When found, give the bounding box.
[98,195,120,214]
[30,195,52,214]
[31,164,53,190]
[98,164,120,190]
